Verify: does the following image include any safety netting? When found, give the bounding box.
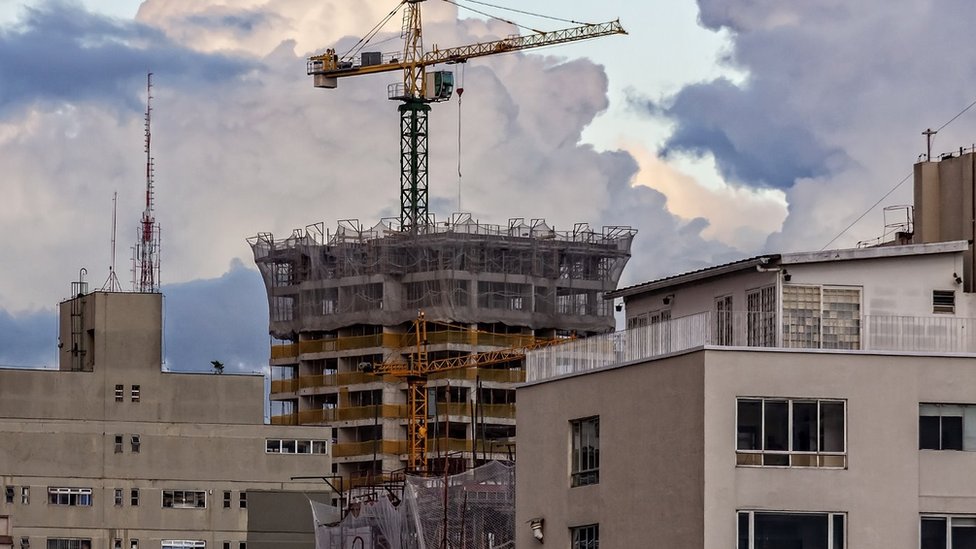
[249,214,635,337]
[311,461,515,549]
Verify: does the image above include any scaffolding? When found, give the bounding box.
[248,214,636,336]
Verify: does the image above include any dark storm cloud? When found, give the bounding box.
[0,307,57,368]
[0,0,254,116]
[639,78,846,191]
[162,260,268,373]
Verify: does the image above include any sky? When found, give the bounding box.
[1,0,974,373]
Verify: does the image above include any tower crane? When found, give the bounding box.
[307,0,626,233]
[362,312,570,473]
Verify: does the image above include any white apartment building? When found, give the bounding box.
[514,150,976,549]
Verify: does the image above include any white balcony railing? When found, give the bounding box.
[525,312,976,383]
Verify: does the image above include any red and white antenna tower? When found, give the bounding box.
[133,72,161,293]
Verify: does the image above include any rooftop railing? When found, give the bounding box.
[526,311,976,383]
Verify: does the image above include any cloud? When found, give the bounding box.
[0,0,253,116]
[0,262,267,373]
[635,0,976,251]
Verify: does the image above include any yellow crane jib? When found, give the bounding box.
[307,19,627,90]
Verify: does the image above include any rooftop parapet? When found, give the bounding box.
[526,311,976,383]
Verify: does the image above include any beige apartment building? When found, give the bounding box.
[515,150,976,549]
[0,290,333,549]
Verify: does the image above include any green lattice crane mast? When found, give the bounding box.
[307,0,626,233]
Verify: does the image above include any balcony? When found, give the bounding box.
[428,367,525,383]
[333,440,407,458]
[432,402,516,419]
[275,330,538,360]
[526,311,976,382]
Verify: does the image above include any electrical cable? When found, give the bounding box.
[820,95,976,251]
[457,64,465,212]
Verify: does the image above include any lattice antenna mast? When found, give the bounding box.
[134,72,161,293]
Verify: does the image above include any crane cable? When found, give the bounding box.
[456,63,465,212]
[820,96,976,251]
[341,0,407,61]
[442,0,545,34]
[455,0,592,26]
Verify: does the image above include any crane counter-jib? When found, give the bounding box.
[306,19,626,83]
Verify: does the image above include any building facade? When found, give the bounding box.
[249,216,634,481]
[516,238,976,548]
[0,291,332,549]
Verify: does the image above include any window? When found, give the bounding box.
[114,489,123,506]
[783,285,861,349]
[113,540,121,549]
[571,417,599,487]
[239,544,246,549]
[738,511,844,549]
[239,492,247,509]
[5,486,13,503]
[131,385,140,402]
[918,404,976,450]
[922,516,976,548]
[47,488,92,506]
[20,538,29,549]
[115,384,124,402]
[715,295,734,346]
[223,491,231,509]
[747,285,777,347]
[162,490,206,509]
[161,542,205,549]
[114,435,123,454]
[934,290,956,314]
[45,540,92,549]
[570,524,598,549]
[222,544,230,549]
[130,541,138,549]
[736,398,846,468]
[130,488,139,506]
[21,487,28,505]
[266,439,329,454]
[131,435,141,453]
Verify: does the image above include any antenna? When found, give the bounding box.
[133,72,161,293]
[101,192,123,292]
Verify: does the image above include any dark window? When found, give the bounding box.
[223,491,231,509]
[240,492,247,509]
[131,435,141,453]
[921,516,976,549]
[47,488,92,506]
[570,417,599,487]
[115,385,124,402]
[920,404,972,451]
[738,511,844,549]
[934,290,956,314]
[130,488,139,506]
[570,524,598,549]
[114,489,123,506]
[4,486,12,504]
[131,385,140,402]
[162,490,206,509]
[222,543,230,549]
[114,435,123,454]
[45,540,92,549]
[737,398,846,468]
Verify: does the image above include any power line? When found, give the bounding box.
[820,95,976,250]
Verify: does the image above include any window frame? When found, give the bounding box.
[21,486,28,505]
[131,435,141,453]
[161,490,207,509]
[114,384,124,402]
[570,416,600,487]
[714,294,734,346]
[782,284,862,350]
[737,510,844,549]
[45,539,93,549]
[47,487,93,507]
[130,488,139,507]
[921,514,976,548]
[160,542,206,549]
[570,523,599,549]
[131,385,141,402]
[735,397,847,468]
[746,285,777,347]
[933,290,956,314]
[919,403,976,451]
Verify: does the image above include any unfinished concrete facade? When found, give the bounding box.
[249,215,634,482]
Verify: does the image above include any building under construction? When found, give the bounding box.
[249,213,635,483]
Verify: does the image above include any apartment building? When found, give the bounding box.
[0,290,332,549]
[514,150,976,549]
